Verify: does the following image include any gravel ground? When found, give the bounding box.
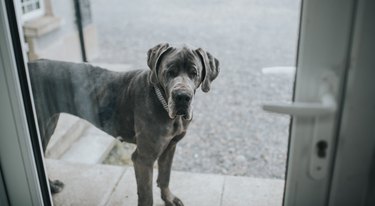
[93,0,300,179]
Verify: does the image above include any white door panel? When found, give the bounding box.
[284,0,355,205]
[264,0,357,205]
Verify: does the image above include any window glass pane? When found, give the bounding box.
[22,0,301,205]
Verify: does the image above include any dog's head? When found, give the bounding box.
[147,43,220,120]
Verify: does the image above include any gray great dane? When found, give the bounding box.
[28,43,220,206]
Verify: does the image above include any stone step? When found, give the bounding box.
[45,113,116,165]
[60,124,117,164]
[46,159,285,206]
[45,114,90,159]
[46,159,126,206]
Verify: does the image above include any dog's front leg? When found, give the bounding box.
[132,150,155,206]
[157,136,185,206]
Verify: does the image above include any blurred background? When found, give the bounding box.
[21,0,300,179]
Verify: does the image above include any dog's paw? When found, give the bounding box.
[49,179,64,194]
[164,197,184,206]
[162,194,184,206]
[171,197,184,206]
[161,187,184,206]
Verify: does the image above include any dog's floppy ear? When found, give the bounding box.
[196,48,220,92]
[147,43,172,85]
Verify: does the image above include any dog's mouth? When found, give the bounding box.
[177,111,192,120]
[168,101,193,120]
[176,107,189,116]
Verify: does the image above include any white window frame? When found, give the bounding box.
[20,0,45,22]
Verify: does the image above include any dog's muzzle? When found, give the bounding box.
[154,86,194,120]
[168,89,194,120]
[173,91,192,116]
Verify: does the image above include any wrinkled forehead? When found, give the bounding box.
[162,47,201,69]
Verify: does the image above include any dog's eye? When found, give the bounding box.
[190,70,198,77]
[167,70,177,77]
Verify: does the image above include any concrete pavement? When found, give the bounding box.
[47,159,284,206]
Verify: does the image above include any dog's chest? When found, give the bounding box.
[167,117,189,137]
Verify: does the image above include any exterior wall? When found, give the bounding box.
[24,0,98,62]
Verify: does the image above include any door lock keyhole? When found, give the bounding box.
[317,140,328,158]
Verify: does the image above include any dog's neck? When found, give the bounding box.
[154,86,169,112]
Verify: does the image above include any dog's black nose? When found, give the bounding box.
[173,91,192,104]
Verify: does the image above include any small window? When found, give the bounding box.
[21,0,45,21]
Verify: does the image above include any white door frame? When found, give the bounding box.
[328,0,375,205]
[0,0,51,205]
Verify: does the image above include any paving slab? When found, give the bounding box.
[107,169,224,206]
[46,159,127,206]
[222,175,284,206]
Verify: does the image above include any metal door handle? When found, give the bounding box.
[262,93,337,117]
[262,72,338,180]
